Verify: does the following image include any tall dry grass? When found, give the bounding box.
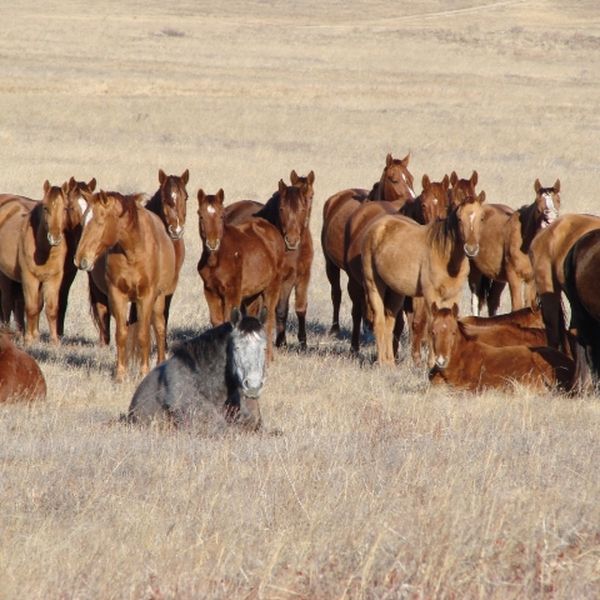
[1,1,600,598]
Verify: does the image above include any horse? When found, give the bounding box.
[0,327,47,402]
[196,189,285,362]
[361,192,485,365]
[86,170,189,345]
[468,178,561,316]
[321,152,416,336]
[529,213,600,352]
[74,190,177,381]
[460,303,544,328]
[127,308,267,430]
[343,174,449,357]
[563,228,600,379]
[428,303,576,393]
[225,173,315,348]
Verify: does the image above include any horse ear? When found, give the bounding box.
[278,179,287,195]
[470,171,478,187]
[400,152,411,166]
[99,190,110,206]
[181,169,189,185]
[88,178,97,191]
[197,189,205,204]
[216,189,225,204]
[307,170,315,185]
[451,303,459,318]
[81,189,94,203]
[290,170,299,185]
[385,153,393,167]
[450,171,458,186]
[442,174,450,191]
[158,169,166,184]
[553,178,560,193]
[259,306,268,325]
[68,176,76,190]
[477,190,486,204]
[230,306,242,327]
[43,180,50,194]
[61,181,69,195]
[534,178,541,194]
[421,174,431,191]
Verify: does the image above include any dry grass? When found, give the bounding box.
[1,1,600,598]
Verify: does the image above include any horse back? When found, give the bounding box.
[0,335,46,402]
[224,200,264,226]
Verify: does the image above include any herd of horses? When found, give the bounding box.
[0,152,599,417]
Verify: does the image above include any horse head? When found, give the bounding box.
[41,180,68,246]
[420,174,450,224]
[227,306,267,430]
[430,302,460,369]
[74,190,122,271]
[277,180,308,251]
[197,188,225,253]
[290,169,315,221]
[158,168,189,240]
[65,176,97,230]
[449,170,478,207]
[534,178,560,229]
[455,190,486,258]
[378,152,416,202]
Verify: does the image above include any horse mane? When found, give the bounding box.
[236,314,265,336]
[427,204,458,254]
[255,192,280,226]
[112,193,140,226]
[456,319,478,341]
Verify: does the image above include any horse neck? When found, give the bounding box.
[145,190,165,222]
[401,195,424,224]
[31,205,51,251]
[113,209,142,255]
[518,202,542,251]
[255,193,280,229]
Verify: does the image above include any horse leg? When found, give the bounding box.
[468,265,482,316]
[363,271,392,365]
[88,273,110,345]
[385,290,404,363]
[203,287,225,326]
[275,276,294,348]
[409,297,427,365]
[325,257,342,336]
[539,291,565,351]
[294,262,311,349]
[348,277,363,354]
[135,297,154,377]
[109,290,129,382]
[0,273,15,324]
[152,294,167,366]
[393,311,405,361]
[57,262,77,338]
[263,278,282,363]
[21,272,42,343]
[507,270,525,311]
[163,294,173,347]
[42,276,62,345]
[486,280,506,316]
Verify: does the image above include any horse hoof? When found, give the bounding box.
[328,325,340,337]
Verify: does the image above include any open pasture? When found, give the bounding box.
[1,1,600,597]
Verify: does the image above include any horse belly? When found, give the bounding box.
[322,196,363,269]
[0,215,24,280]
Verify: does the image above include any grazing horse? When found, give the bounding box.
[343,174,449,357]
[225,174,315,348]
[321,152,416,335]
[74,190,177,381]
[562,228,600,379]
[0,328,47,402]
[197,189,285,361]
[428,303,575,392]
[127,308,267,430]
[529,213,600,352]
[361,192,485,365]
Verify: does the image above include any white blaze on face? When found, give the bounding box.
[469,212,476,230]
[207,205,216,215]
[541,192,558,228]
[402,173,416,199]
[78,197,93,227]
[171,191,178,202]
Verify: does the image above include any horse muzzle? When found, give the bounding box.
[284,235,301,251]
[205,239,221,252]
[168,225,184,240]
[76,257,95,272]
[434,356,448,369]
[47,233,63,246]
[464,243,480,258]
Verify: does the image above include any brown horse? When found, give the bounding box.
[460,303,544,328]
[86,170,189,345]
[529,213,600,352]
[362,192,485,364]
[197,189,285,361]
[344,174,450,357]
[468,178,561,316]
[562,228,600,379]
[74,190,177,381]
[321,153,416,335]
[0,328,46,402]
[225,174,314,348]
[429,303,575,393]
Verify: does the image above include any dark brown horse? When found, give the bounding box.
[321,153,416,336]
[563,228,600,379]
[86,170,189,345]
[0,327,46,402]
[429,303,575,393]
[197,189,285,361]
[75,190,177,381]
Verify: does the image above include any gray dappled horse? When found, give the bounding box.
[127,308,267,429]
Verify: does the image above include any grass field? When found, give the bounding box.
[1,1,600,598]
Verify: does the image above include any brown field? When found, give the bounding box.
[1,1,600,598]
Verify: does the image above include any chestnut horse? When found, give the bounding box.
[75,190,177,381]
[0,327,46,402]
[86,170,189,345]
[529,213,600,353]
[344,174,449,357]
[460,303,544,328]
[562,228,600,379]
[1,181,69,344]
[321,153,416,335]
[468,178,561,316]
[361,192,485,365]
[197,189,285,361]
[428,303,575,392]
[225,172,315,348]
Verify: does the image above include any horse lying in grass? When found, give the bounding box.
[0,328,46,402]
[428,303,575,393]
[127,308,267,430]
